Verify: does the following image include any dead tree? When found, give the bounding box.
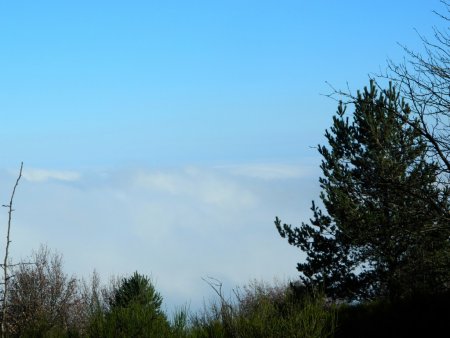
[1,162,23,338]
[385,1,450,183]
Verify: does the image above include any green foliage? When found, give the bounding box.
[100,301,170,337]
[276,81,450,302]
[170,305,190,337]
[87,271,170,338]
[188,280,336,338]
[108,272,163,310]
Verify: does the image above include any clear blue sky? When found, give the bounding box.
[0,0,443,312]
[0,0,440,168]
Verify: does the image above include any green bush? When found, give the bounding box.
[87,272,171,338]
[187,280,336,338]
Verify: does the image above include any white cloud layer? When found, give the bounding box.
[220,163,314,180]
[22,168,81,183]
[134,167,257,208]
[1,163,320,313]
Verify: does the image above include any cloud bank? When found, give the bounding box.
[1,163,320,312]
[22,168,81,183]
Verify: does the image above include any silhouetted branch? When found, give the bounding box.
[1,162,23,338]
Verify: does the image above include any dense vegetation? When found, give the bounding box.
[0,245,448,337]
[2,3,450,338]
[0,248,337,337]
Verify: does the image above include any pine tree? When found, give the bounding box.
[96,272,170,337]
[276,81,450,302]
[109,272,163,311]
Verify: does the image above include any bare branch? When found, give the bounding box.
[1,162,23,338]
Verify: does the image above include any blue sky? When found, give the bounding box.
[0,1,443,312]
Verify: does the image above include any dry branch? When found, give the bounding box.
[1,162,23,338]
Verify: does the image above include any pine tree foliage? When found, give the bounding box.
[87,272,171,338]
[103,272,169,337]
[109,271,163,311]
[276,81,450,302]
